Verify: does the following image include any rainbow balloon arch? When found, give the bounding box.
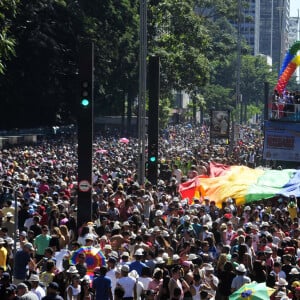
[275,40,300,94]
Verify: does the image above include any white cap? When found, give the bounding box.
[121,265,130,272]
[134,248,144,256]
[154,257,165,264]
[172,254,180,261]
[129,270,139,279]
[155,210,163,217]
[183,215,190,222]
[28,274,40,281]
[236,264,247,273]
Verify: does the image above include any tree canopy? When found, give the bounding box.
[0,0,19,74]
[0,0,278,129]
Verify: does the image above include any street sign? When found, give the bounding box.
[78,180,91,192]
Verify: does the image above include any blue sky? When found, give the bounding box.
[290,0,299,17]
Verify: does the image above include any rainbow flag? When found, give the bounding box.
[178,162,300,207]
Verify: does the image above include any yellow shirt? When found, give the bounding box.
[40,271,55,287]
[288,205,297,220]
[0,246,8,271]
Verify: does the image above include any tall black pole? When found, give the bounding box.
[147,56,160,185]
[77,42,94,227]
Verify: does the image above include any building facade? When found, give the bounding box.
[238,0,290,73]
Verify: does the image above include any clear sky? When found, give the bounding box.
[290,0,300,17]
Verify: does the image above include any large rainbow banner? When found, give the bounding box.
[179,162,300,207]
[275,40,300,94]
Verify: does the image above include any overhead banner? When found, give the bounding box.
[210,110,230,139]
[263,121,300,161]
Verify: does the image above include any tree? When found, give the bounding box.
[0,0,19,74]
[148,0,211,98]
[0,0,85,128]
[240,55,277,107]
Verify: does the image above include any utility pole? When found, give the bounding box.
[138,0,147,186]
[236,0,242,124]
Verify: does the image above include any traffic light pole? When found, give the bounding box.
[77,42,94,227]
[147,56,160,185]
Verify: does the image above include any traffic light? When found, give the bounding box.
[147,56,160,185]
[80,81,91,108]
[147,143,158,185]
[148,143,158,164]
[149,155,157,163]
[79,55,93,111]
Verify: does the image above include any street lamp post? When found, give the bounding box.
[138,0,147,185]
[236,0,242,124]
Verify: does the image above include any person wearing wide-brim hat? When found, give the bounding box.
[288,268,300,286]
[231,263,251,293]
[275,278,288,287]
[274,277,292,299]
[28,273,46,299]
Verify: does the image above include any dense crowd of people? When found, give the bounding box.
[271,90,300,120]
[0,123,297,300]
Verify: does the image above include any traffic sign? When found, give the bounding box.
[78,180,91,192]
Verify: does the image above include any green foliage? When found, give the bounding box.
[149,0,211,97]
[239,55,277,106]
[202,53,277,112]
[159,97,171,129]
[0,0,18,74]
[202,84,234,111]
[0,0,282,129]
[194,0,240,21]
[78,0,139,116]
[286,74,300,92]
[0,0,85,128]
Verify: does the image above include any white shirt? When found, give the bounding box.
[117,276,136,298]
[139,277,152,290]
[66,284,81,300]
[107,268,118,295]
[31,286,46,300]
[231,275,251,291]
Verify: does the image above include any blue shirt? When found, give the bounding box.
[92,275,112,300]
[14,250,30,279]
[129,260,147,276]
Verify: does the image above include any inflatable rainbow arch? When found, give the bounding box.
[275,40,300,93]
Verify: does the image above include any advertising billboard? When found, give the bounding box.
[210,110,230,139]
[263,121,300,162]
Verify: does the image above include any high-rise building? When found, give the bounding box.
[288,16,300,45]
[240,0,257,55]
[237,0,289,73]
[288,15,300,83]
[257,0,290,72]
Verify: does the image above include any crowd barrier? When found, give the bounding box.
[271,102,300,121]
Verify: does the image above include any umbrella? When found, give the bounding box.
[229,282,275,300]
[96,149,108,154]
[70,246,106,277]
[119,137,129,144]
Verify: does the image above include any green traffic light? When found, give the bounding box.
[149,156,156,163]
[81,98,90,107]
